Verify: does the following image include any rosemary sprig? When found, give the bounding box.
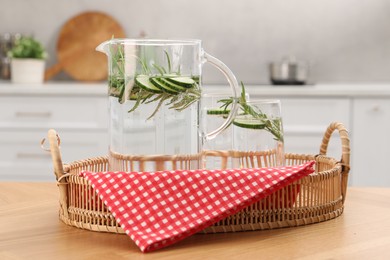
[108,43,201,119]
[218,82,284,142]
[164,50,171,73]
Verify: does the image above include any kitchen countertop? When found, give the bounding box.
[1,183,390,259]
[1,81,390,97]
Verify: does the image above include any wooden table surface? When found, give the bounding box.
[1,183,390,260]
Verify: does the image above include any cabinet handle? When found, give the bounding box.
[15,111,52,118]
[17,152,51,159]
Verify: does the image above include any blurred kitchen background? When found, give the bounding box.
[1,0,390,186]
[1,0,390,84]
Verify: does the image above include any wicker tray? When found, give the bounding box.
[44,122,350,234]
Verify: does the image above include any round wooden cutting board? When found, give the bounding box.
[45,11,126,81]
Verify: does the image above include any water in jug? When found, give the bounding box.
[96,39,239,172]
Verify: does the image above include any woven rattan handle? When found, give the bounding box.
[319,122,350,171]
[47,129,65,181]
[319,122,350,203]
[46,129,69,218]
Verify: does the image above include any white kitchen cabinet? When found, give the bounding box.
[0,130,107,181]
[0,96,107,129]
[280,97,350,160]
[0,85,108,181]
[1,83,390,186]
[250,96,351,161]
[352,98,390,187]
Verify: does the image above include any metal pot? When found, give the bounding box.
[269,57,308,85]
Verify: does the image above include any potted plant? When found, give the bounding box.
[8,36,47,84]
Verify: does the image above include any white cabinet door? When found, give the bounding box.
[280,98,351,159]
[0,96,108,129]
[0,130,108,181]
[0,95,109,181]
[352,99,390,187]
[250,97,351,160]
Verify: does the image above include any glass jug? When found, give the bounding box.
[96,39,239,172]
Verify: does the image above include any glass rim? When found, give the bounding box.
[245,99,281,104]
[102,38,202,46]
[202,92,233,98]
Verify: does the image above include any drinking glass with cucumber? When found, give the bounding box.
[208,83,284,143]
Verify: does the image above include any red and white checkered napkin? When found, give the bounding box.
[81,161,315,253]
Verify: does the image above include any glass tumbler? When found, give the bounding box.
[232,99,285,168]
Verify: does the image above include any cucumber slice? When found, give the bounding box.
[233,117,266,130]
[165,76,196,88]
[135,75,163,94]
[206,108,231,115]
[149,77,179,95]
[156,77,187,92]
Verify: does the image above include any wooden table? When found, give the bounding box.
[1,183,390,259]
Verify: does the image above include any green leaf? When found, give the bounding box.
[147,95,170,120]
[128,89,145,113]
[164,50,171,73]
[9,36,47,59]
[152,63,166,75]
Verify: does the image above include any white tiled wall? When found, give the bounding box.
[1,0,390,84]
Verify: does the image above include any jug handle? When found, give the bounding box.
[203,52,239,140]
